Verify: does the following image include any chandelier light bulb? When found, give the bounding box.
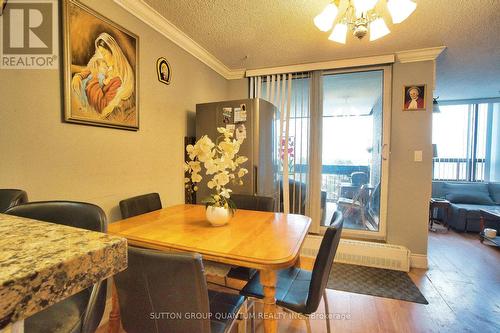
[328,23,348,44]
[352,0,378,13]
[369,18,391,41]
[387,0,417,24]
[314,3,339,32]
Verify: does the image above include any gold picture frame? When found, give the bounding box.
[156,57,172,85]
[402,84,426,111]
[62,0,139,130]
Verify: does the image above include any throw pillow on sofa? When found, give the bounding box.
[443,182,495,205]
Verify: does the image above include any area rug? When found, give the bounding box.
[327,263,428,304]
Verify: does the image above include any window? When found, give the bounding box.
[432,102,500,182]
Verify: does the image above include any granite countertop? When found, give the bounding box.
[0,214,127,329]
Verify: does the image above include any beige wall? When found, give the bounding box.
[0,0,229,221]
[227,78,248,100]
[386,61,434,255]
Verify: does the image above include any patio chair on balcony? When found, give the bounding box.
[337,182,380,230]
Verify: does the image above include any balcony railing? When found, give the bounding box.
[432,157,486,182]
[290,164,370,202]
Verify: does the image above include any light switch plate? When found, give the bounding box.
[414,150,423,162]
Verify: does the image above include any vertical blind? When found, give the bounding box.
[249,73,312,215]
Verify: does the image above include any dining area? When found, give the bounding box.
[0,187,344,333]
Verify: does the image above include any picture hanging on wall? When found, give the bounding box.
[0,0,8,16]
[63,0,139,130]
[157,57,172,85]
[402,84,426,111]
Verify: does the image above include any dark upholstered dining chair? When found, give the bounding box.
[119,192,162,219]
[114,246,245,333]
[240,210,343,333]
[0,189,28,213]
[226,194,276,282]
[230,194,275,212]
[5,201,108,333]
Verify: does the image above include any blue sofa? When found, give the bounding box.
[432,181,500,232]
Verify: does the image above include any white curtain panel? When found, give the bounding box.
[250,73,312,216]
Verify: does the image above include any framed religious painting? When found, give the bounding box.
[63,0,139,130]
[402,84,426,111]
[156,57,172,85]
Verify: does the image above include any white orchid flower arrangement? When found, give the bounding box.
[184,127,249,211]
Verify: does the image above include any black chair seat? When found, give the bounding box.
[241,267,313,314]
[25,289,88,333]
[227,266,257,281]
[208,290,245,333]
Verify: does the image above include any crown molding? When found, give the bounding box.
[395,46,446,63]
[245,54,395,77]
[113,0,245,80]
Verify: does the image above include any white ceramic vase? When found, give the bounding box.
[206,206,232,226]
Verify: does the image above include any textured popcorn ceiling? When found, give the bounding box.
[144,0,500,100]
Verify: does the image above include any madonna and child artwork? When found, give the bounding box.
[63,0,139,130]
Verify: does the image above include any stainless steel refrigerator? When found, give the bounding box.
[195,98,278,205]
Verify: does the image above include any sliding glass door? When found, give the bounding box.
[314,67,391,239]
[251,66,391,239]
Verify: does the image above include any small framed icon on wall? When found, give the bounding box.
[157,57,172,85]
[403,84,426,111]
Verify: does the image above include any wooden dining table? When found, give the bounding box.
[107,204,311,333]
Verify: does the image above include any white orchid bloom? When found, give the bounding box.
[189,161,202,173]
[238,168,248,178]
[214,172,230,187]
[204,159,219,175]
[236,156,248,165]
[220,188,232,198]
[191,173,202,183]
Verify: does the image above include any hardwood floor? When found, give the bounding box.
[97,230,500,333]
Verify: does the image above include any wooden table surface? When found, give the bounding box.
[107,204,311,333]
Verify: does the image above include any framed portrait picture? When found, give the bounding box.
[403,84,426,111]
[0,0,8,16]
[63,0,139,130]
[157,57,172,85]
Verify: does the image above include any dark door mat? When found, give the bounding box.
[327,263,428,304]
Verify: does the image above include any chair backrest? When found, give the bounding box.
[119,193,162,219]
[230,194,275,212]
[279,179,308,215]
[5,200,107,232]
[351,172,368,186]
[0,189,28,213]
[114,247,211,333]
[306,210,343,314]
[5,201,108,333]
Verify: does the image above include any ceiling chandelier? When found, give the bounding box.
[314,0,417,43]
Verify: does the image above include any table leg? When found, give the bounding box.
[428,203,433,231]
[108,279,121,333]
[480,214,485,243]
[260,270,278,333]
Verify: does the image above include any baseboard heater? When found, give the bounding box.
[301,236,411,272]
